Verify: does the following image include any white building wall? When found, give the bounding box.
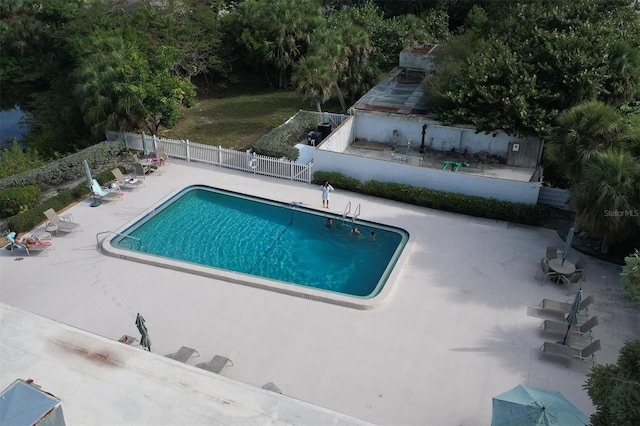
[353,114,534,157]
[314,149,540,204]
[318,116,354,151]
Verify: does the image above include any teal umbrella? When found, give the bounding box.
[492,385,589,426]
[83,159,101,207]
[135,313,151,352]
[562,289,583,345]
[562,227,574,264]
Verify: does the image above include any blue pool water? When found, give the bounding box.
[111,186,408,298]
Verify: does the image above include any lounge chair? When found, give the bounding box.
[6,232,52,256]
[199,355,233,374]
[539,295,593,317]
[539,340,601,364]
[535,257,558,283]
[539,316,599,341]
[261,382,283,394]
[112,168,145,191]
[168,346,200,363]
[91,179,122,201]
[43,208,82,235]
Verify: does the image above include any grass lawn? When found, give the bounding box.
[159,87,345,151]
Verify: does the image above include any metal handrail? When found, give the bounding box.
[341,201,351,224]
[96,231,142,250]
[352,204,361,223]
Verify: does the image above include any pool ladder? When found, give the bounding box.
[341,201,361,225]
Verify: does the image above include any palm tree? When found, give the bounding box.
[544,101,627,185]
[570,148,640,253]
[291,56,333,112]
[602,41,640,106]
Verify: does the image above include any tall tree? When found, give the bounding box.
[425,0,640,136]
[569,148,640,252]
[544,101,628,184]
[234,0,324,88]
[585,339,640,425]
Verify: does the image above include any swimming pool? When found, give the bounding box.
[103,185,409,308]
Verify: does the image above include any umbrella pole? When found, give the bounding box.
[562,324,571,345]
[90,191,101,208]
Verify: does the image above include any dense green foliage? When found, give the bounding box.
[0,185,41,218]
[313,171,549,225]
[2,0,449,157]
[544,102,640,251]
[251,110,323,160]
[6,166,125,233]
[621,250,640,308]
[585,339,640,425]
[424,0,640,137]
[0,141,44,178]
[0,141,124,192]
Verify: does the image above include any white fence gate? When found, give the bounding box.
[106,131,313,184]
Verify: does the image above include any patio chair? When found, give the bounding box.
[91,179,123,201]
[539,316,599,341]
[168,346,200,363]
[535,257,558,283]
[560,271,586,294]
[43,208,82,235]
[133,162,148,180]
[538,294,593,318]
[545,246,558,261]
[539,339,601,364]
[6,232,52,256]
[112,168,145,191]
[199,355,233,374]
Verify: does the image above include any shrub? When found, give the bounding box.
[6,168,117,233]
[311,171,549,226]
[621,250,640,308]
[251,110,319,160]
[0,140,125,192]
[0,185,41,218]
[313,171,361,192]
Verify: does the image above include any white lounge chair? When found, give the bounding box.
[199,355,233,374]
[539,340,601,364]
[91,179,122,201]
[43,208,82,235]
[112,168,145,191]
[539,295,593,318]
[6,232,52,256]
[539,316,599,341]
[168,346,200,363]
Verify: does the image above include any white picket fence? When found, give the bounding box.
[106,131,314,183]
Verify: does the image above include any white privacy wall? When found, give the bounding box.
[314,149,540,204]
[352,113,537,156]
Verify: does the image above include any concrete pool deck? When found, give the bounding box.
[1,159,638,425]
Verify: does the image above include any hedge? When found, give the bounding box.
[6,167,126,233]
[313,171,549,226]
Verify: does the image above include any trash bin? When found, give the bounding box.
[307,131,323,146]
[317,122,332,139]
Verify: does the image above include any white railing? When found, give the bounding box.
[106,131,314,183]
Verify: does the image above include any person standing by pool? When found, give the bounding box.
[320,181,334,208]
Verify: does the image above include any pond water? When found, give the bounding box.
[0,106,27,149]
